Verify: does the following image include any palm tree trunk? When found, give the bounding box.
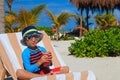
[56,27,59,40]
[86,7,89,30]
[79,10,83,38]
[0,0,5,33]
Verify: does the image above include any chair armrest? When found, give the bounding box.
[0,58,6,80]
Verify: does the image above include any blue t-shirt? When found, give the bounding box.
[22,46,47,72]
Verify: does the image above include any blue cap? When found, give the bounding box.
[22,26,41,38]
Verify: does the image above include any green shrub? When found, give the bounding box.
[59,35,75,40]
[36,26,54,36]
[68,27,120,58]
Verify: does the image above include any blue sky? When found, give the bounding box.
[5,0,79,32]
[5,0,120,32]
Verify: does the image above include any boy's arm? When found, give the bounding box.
[38,46,47,53]
[22,50,40,72]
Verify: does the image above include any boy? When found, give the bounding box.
[21,26,69,75]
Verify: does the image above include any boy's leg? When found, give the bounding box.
[58,66,69,74]
[16,69,43,80]
[50,66,69,74]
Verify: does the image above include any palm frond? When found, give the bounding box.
[46,9,58,25]
[57,13,76,25]
[94,13,117,29]
[18,8,37,30]
[5,0,14,11]
[30,4,46,17]
[5,11,17,17]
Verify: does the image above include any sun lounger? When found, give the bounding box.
[0,58,6,80]
[0,31,97,80]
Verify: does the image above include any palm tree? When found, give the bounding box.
[5,0,14,11]
[5,15,15,32]
[74,13,91,37]
[46,9,76,40]
[70,0,120,36]
[0,0,5,33]
[5,4,46,32]
[94,13,117,30]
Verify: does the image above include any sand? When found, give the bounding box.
[52,40,120,80]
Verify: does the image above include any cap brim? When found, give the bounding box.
[26,31,40,37]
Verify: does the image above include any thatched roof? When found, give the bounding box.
[70,0,120,12]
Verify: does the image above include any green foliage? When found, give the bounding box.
[5,4,46,33]
[36,26,54,36]
[46,9,76,40]
[94,13,117,30]
[68,27,120,58]
[30,4,46,17]
[59,35,75,40]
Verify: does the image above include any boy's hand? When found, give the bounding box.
[43,51,52,67]
[37,51,52,66]
[46,51,52,60]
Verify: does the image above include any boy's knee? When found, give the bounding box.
[16,69,26,79]
[60,66,69,73]
[64,66,69,73]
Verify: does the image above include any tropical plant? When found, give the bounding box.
[36,26,54,36]
[70,0,120,36]
[69,27,120,58]
[5,15,15,32]
[5,4,46,33]
[74,13,92,37]
[46,9,76,40]
[59,35,75,40]
[5,0,14,11]
[94,13,117,30]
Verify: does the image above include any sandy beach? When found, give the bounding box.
[52,40,120,80]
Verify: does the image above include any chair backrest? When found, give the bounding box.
[0,31,66,79]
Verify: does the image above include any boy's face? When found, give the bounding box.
[25,34,40,47]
